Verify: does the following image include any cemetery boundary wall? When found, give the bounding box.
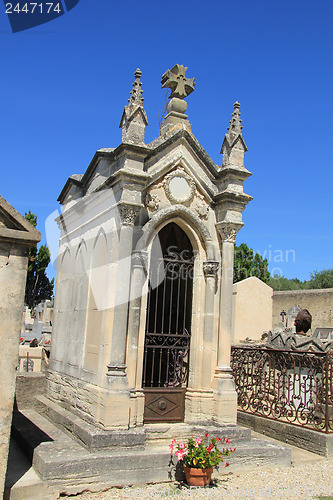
[273,288,333,331]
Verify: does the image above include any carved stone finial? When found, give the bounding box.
[161,64,195,99]
[129,68,144,107]
[227,101,243,137]
[120,68,148,144]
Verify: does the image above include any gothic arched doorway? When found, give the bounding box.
[143,222,194,422]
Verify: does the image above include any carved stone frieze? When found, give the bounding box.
[203,261,219,278]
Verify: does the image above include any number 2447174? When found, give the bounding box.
[6,3,62,14]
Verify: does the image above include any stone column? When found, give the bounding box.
[212,222,242,424]
[126,251,148,426]
[201,261,219,390]
[105,205,140,427]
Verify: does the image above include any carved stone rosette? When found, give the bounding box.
[203,261,219,278]
[118,205,141,226]
[217,223,243,243]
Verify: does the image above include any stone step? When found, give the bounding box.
[35,395,145,449]
[11,406,291,495]
[144,422,251,445]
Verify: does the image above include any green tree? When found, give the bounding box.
[268,275,308,291]
[24,210,54,310]
[234,243,270,284]
[308,269,333,289]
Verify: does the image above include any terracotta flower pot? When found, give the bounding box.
[183,466,213,486]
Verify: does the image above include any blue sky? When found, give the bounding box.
[0,0,332,281]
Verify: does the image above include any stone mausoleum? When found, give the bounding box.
[48,65,252,432]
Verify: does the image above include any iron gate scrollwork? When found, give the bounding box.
[143,224,194,423]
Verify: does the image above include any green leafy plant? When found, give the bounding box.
[169,433,235,469]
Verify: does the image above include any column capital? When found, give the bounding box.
[118,205,141,226]
[132,250,148,270]
[216,222,243,243]
[203,260,219,278]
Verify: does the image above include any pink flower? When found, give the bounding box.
[194,437,202,447]
[226,438,231,443]
[205,432,209,438]
[175,449,187,461]
[178,442,186,449]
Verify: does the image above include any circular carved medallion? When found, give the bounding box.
[163,168,195,204]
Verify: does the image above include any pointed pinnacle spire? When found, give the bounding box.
[129,68,144,107]
[227,101,243,137]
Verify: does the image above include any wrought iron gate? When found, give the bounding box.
[143,227,194,423]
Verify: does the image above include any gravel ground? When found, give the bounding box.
[61,461,333,500]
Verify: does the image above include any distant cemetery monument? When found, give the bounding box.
[48,64,252,430]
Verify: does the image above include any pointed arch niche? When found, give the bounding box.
[128,210,219,425]
[84,230,109,376]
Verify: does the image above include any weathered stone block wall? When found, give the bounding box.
[272,288,333,331]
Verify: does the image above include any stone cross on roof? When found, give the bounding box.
[161,64,195,99]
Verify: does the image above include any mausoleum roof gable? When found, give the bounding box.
[146,128,220,179]
[0,195,41,245]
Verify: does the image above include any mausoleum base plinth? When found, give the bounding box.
[129,389,145,428]
[212,367,238,425]
[184,389,215,425]
[47,370,132,430]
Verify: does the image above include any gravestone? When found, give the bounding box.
[286,304,301,331]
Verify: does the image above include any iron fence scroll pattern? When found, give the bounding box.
[231,346,333,433]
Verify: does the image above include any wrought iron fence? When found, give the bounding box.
[231,346,333,433]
